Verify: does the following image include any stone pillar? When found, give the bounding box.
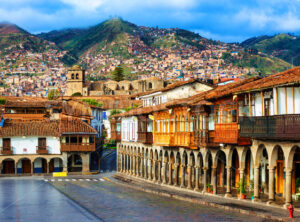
[15,163,18,174]
[187,164,193,189]
[202,167,208,193]
[126,154,129,173]
[168,163,172,185]
[225,166,232,197]
[140,156,144,177]
[144,157,148,179]
[62,152,68,173]
[212,166,217,194]
[133,155,136,176]
[153,160,157,182]
[180,164,185,188]
[268,167,275,203]
[285,168,293,207]
[194,166,200,191]
[158,160,162,183]
[239,168,245,199]
[148,159,152,180]
[47,161,49,174]
[174,163,179,186]
[221,164,225,187]
[254,166,260,201]
[162,162,167,184]
[31,162,34,174]
[81,153,90,173]
[119,153,123,172]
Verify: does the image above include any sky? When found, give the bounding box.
[1,0,300,42]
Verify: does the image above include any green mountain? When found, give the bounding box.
[241,34,300,66]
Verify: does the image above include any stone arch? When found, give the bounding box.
[270,145,285,168]
[68,154,82,172]
[288,145,300,195]
[16,158,31,174]
[2,158,15,174]
[215,150,226,189]
[230,148,239,188]
[33,157,47,174]
[175,152,181,185]
[148,82,153,89]
[49,157,63,173]
[270,145,285,195]
[189,152,196,189]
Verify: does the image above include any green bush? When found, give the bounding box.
[71,92,82,97]
[81,99,103,107]
[0,98,6,105]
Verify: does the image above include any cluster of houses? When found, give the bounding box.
[0,97,103,175]
[111,66,300,208]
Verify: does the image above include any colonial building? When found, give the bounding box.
[114,67,300,209]
[66,65,175,97]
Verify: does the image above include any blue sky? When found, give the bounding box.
[1,0,300,42]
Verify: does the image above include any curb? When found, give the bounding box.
[111,174,294,222]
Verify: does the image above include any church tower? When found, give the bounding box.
[66,65,85,96]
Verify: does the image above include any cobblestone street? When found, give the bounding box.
[50,174,269,222]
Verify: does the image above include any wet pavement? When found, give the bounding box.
[0,178,99,222]
[50,176,266,222]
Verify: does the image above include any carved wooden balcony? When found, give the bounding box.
[137,132,153,144]
[194,130,218,147]
[1,147,13,155]
[214,123,250,145]
[36,146,49,154]
[60,143,96,152]
[239,115,300,140]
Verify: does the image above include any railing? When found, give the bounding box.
[239,115,300,140]
[194,130,217,147]
[173,132,194,147]
[137,132,153,144]
[36,146,49,154]
[60,143,96,152]
[153,132,174,146]
[1,146,13,155]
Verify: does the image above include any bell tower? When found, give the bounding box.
[66,65,85,96]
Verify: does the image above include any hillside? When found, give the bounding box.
[241,34,300,66]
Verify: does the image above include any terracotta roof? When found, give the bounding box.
[205,77,260,100]
[130,79,212,98]
[234,66,300,93]
[62,100,91,117]
[4,97,62,108]
[0,120,60,137]
[60,118,97,134]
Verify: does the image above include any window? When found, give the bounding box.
[149,82,153,89]
[117,123,121,132]
[38,138,46,148]
[70,137,77,144]
[71,73,75,79]
[3,138,11,149]
[232,109,237,122]
[190,116,194,132]
[147,121,153,132]
[90,136,95,143]
[62,137,66,144]
[78,137,82,143]
[76,73,79,79]
[185,116,189,132]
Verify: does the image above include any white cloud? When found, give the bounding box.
[61,0,104,11]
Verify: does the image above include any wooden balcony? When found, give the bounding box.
[111,131,121,142]
[214,123,250,145]
[153,132,174,146]
[137,132,153,144]
[239,115,300,140]
[1,147,12,155]
[60,143,95,152]
[36,146,49,154]
[173,132,195,148]
[194,130,218,147]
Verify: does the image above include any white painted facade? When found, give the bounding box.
[91,108,103,138]
[121,116,138,142]
[0,136,60,155]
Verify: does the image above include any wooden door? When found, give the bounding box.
[4,160,14,174]
[22,159,31,173]
[38,138,46,148]
[3,138,11,149]
[49,159,54,173]
[42,159,47,173]
[276,160,284,193]
[264,99,271,116]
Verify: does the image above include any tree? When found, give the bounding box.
[112,66,124,82]
[48,89,60,100]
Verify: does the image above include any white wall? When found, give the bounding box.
[254,92,263,116]
[295,87,300,114]
[0,136,60,155]
[278,88,285,115]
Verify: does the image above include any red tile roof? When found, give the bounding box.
[234,66,300,93]
[60,118,97,134]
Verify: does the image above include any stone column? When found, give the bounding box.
[15,163,18,174]
[158,160,162,183]
[254,166,260,201]
[140,156,144,177]
[47,161,49,174]
[212,166,217,194]
[221,164,225,187]
[144,157,148,179]
[174,163,179,186]
[126,154,129,174]
[239,168,245,199]
[268,167,275,204]
[153,160,157,182]
[148,159,152,180]
[168,163,172,185]
[202,167,208,193]
[194,166,200,191]
[187,164,193,189]
[31,162,34,174]
[225,166,232,197]
[81,153,90,173]
[162,162,167,184]
[133,155,137,176]
[180,164,185,188]
[285,168,293,207]
[62,152,68,173]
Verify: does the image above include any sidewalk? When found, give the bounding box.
[111,173,299,222]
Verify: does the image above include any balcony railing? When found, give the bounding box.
[36,146,49,154]
[153,132,174,146]
[194,130,217,147]
[1,147,13,155]
[60,143,96,152]
[173,132,194,148]
[137,132,153,144]
[214,123,251,145]
[239,115,300,140]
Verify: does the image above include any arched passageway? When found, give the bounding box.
[231,149,239,189]
[68,154,82,172]
[17,158,31,174]
[49,158,63,173]
[2,159,15,174]
[90,152,100,171]
[216,150,226,193]
[33,158,47,173]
